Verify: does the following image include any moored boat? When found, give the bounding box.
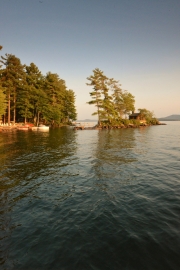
[38,124,49,131]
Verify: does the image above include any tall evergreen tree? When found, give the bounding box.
[0,86,7,121]
[44,72,66,124]
[62,89,77,122]
[101,85,114,122]
[20,63,45,124]
[0,54,26,124]
[0,46,7,122]
[0,47,77,126]
[111,79,124,118]
[87,68,108,124]
[87,68,136,123]
[121,91,135,117]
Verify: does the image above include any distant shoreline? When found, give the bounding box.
[158,120,180,121]
[158,115,180,121]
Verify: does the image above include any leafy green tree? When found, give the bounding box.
[36,89,52,126]
[62,89,77,122]
[44,72,66,125]
[138,108,158,124]
[87,69,135,124]
[109,78,123,119]
[0,46,7,121]
[0,54,26,124]
[20,63,45,124]
[121,91,135,117]
[100,77,117,122]
[87,68,107,124]
[0,48,77,126]
[17,82,34,123]
[0,86,7,121]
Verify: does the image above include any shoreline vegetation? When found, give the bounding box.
[0,46,77,127]
[85,68,161,129]
[0,46,163,128]
[0,119,166,133]
[73,120,166,131]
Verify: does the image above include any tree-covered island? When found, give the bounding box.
[0,46,159,129]
[86,68,159,129]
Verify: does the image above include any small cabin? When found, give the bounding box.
[129,113,141,120]
[129,112,146,123]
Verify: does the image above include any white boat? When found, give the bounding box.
[38,125,49,131]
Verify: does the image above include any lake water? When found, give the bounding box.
[0,122,180,269]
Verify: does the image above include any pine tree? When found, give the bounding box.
[0,54,26,124]
[20,63,45,124]
[101,77,120,122]
[121,91,135,117]
[111,79,124,118]
[87,68,136,124]
[62,89,77,122]
[44,72,66,125]
[0,47,77,126]
[86,68,108,124]
[0,46,7,122]
[0,86,7,121]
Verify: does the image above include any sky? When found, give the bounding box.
[0,0,180,119]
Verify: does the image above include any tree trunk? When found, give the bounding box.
[34,107,37,125]
[24,107,27,124]
[37,111,40,126]
[13,96,16,123]
[34,116,37,126]
[8,92,10,125]
[96,92,100,125]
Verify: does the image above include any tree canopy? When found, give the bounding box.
[0,48,77,125]
[138,108,158,124]
[87,68,135,124]
[0,86,7,117]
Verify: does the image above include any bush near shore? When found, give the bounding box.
[97,118,160,129]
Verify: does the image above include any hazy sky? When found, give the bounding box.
[1,0,180,119]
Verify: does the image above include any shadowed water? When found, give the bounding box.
[0,122,180,269]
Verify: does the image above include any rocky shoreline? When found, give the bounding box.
[73,122,166,130]
[0,122,166,132]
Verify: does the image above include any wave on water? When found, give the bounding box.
[0,124,180,269]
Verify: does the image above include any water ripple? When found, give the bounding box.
[0,125,180,269]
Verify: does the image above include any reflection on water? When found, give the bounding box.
[0,124,180,269]
[94,129,137,181]
[0,128,77,190]
[0,128,78,269]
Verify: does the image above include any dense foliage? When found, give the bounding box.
[138,108,159,125]
[0,47,77,125]
[87,68,158,126]
[87,68,135,124]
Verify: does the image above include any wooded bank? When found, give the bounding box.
[0,47,77,126]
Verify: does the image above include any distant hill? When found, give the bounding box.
[77,119,98,122]
[158,114,180,121]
